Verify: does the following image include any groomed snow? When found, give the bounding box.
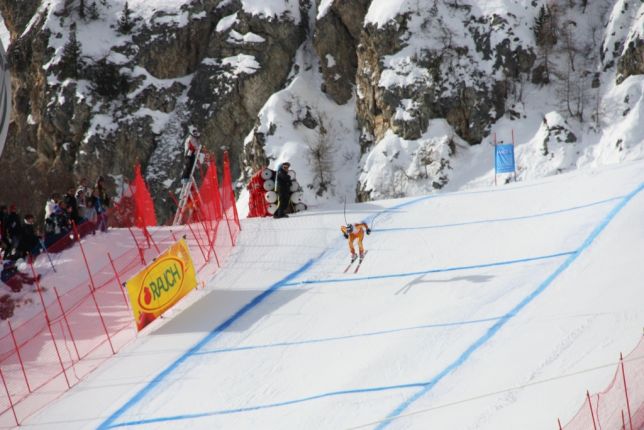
[25,158,644,430]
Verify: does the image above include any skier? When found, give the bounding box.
[182,126,201,186]
[273,162,292,219]
[341,222,371,262]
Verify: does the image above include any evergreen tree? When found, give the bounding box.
[117,1,134,34]
[88,1,100,20]
[79,0,85,19]
[59,23,83,79]
[533,5,558,83]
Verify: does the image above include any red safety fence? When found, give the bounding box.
[560,335,644,430]
[0,152,241,426]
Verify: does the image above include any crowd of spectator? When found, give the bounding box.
[0,176,111,263]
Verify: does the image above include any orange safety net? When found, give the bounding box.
[561,335,644,430]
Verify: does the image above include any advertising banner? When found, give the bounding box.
[125,239,197,331]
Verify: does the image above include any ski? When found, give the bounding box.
[353,251,368,274]
[343,258,357,273]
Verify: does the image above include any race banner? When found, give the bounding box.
[125,238,198,331]
[495,143,516,174]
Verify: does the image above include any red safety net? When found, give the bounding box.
[132,163,157,228]
[0,152,242,426]
[561,335,644,430]
[247,169,270,218]
[109,164,157,228]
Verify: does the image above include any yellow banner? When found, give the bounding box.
[125,239,198,331]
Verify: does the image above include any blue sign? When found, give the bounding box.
[495,144,515,174]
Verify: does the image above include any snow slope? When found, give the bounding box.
[24,159,644,429]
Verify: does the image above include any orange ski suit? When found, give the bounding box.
[340,223,369,257]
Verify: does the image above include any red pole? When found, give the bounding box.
[622,409,626,430]
[30,260,51,321]
[143,226,160,254]
[0,368,19,426]
[127,226,146,265]
[72,221,98,291]
[185,220,208,264]
[46,317,71,388]
[587,390,597,430]
[88,284,115,354]
[54,287,81,361]
[620,353,633,430]
[108,252,130,309]
[7,320,31,393]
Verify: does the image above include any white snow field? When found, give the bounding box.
[24,159,644,430]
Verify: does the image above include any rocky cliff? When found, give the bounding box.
[0,0,642,219]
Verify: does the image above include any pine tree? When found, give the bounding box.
[59,23,83,79]
[533,5,558,83]
[88,1,99,20]
[117,1,134,34]
[79,0,85,19]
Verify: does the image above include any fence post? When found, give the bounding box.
[557,418,563,430]
[0,368,19,426]
[143,226,160,254]
[7,320,31,393]
[72,221,98,291]
[186,220,208,264]
[587,390,597,430]
[88,284,115,355]
[622,410,626,430]
[127,227,146,265]
[107,252,130,309]
[54,287,81,361]
[619,353,633,430]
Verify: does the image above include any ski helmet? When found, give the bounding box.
[189,126,200,138]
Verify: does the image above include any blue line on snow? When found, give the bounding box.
[192,316,506,356]
[374,196,622,233]
[285,251,574,286]
[374,181,644,429]
[98,259,317,430]
[106,382,428,428]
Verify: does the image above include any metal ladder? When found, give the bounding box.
[172,145,202,226]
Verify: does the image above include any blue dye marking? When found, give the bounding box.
[285,251,574,287]
[107,382,427,428]
[98,259,317,430]
[193,316,505,356]
[375,182,644,429]
[375,196,622,233]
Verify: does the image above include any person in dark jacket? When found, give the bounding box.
[0,205,8,258]
[5,205,21,259]
[17,214,42,260]
[273,162,293,219]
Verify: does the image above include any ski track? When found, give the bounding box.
[95,177,644,429]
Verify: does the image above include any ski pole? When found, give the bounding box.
[39,238,56,273]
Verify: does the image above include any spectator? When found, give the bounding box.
[64,187,81,224]
[93,188,108,232]
[182,126,201,186]
[84,195,98,233]
[273,162,292,219]
[76,178,91,219]
[1,260,40,293]
[5,205,22,259]
[0,205,8,258]
[45,193,61,219]
[17,214,42,260]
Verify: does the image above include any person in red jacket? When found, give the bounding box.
[340,222,371,262]
[182,126,201,186]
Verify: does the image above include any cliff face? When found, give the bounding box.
[0,0,643,217]
[0,0,306,219]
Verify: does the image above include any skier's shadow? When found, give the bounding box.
[395,274,494,295]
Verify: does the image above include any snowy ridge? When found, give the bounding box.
[26,159,644,429]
